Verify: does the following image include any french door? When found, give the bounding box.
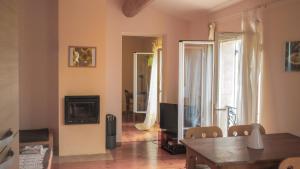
[178,41,215,140]
[178,35,242,139]
[214,34,242,135]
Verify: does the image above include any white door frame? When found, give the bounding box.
[213,33,242,134]
[178,40,215,141]
[133,52,154,114]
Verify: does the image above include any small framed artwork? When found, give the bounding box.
[69,46,96,67]
[285,41,300,72]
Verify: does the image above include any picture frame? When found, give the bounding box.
[285,41,300,72]
[68,46,96,67]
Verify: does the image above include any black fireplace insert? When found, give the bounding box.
[65,96,100,125]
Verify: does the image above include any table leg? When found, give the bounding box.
[186,148,196,169]
[195,153,219,169]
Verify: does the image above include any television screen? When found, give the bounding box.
[160,103,178,134]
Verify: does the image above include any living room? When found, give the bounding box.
[1,0,300,169]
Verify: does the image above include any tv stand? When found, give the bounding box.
[160,130,185,155]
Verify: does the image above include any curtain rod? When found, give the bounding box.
[209,0,284,22]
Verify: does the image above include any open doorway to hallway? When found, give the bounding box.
[122,35,163,142]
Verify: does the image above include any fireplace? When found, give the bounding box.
[64,96,100,125]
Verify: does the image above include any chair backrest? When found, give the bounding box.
[185,126,223,139]
[279,157,300,169]
[124,90,133,102]
[228,124,266,137]
[124,90,133,110]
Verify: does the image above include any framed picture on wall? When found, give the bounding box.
[69,46,96,67]
[285,41,300,72]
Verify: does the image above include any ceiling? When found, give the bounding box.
[149,0,244,21]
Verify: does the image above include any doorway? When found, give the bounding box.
[122,35,163,142]
[178,41,214,140]
[178,35,243,139]
[214,34,242,135]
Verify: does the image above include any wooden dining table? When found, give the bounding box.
[180,133,300,169]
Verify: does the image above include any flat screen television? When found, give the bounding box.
[160,103,178,134]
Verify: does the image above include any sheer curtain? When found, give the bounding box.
[185,48,202,127]
[236,9,264,124]
[184,45,213,127]
[135,53,158,130]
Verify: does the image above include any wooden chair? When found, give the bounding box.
[124,90,133,122]
[228,124,266,137]
[185,126,223,169]
[279,157,300,169]
[185,126,223,139]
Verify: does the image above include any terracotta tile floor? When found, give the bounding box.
[52,141,186,169]
[53,123,185,169]
[122,122,160,142]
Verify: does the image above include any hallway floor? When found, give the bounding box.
[52,141,186,169]
[122,122,160,142]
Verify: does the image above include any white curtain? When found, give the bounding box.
[135,53,158,130]
[184,45,213,127]
[208,23,216,40]
[236,9,264,124]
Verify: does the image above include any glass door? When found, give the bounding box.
[214,34,242,135]
[133,53,154,114]
[178,41,214,140]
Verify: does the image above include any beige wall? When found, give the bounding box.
[262,0,300,136]
[122,36,157,111]
[18,0,59,150]
[209,0,300,136]
[0,0,19,168]
[12,0,300,158]
[106,0,190,142]
[58,0,106,155]
[188,15,209,40]
[17,0,198,156]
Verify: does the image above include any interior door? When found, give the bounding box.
[214,34,242,135]
[178,41,215,140]
[133,52,154,114]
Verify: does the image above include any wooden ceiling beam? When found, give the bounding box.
[122,0,154,17]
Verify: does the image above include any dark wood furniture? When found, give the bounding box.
[161,131,185,154]
[185,126,223,169]
[19,128,53,149]
[180,133,300,169]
